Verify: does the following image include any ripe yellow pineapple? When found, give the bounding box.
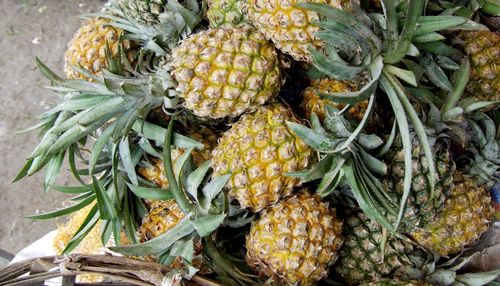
[169,27,282,119]
[247,0,343,62]
[460,30,499,101]
[138,200,206,271]
[411,172,494,256]
[246,191,343,286]
[300,78,366,122]
[64,18,136,80]
[211,103,314,212]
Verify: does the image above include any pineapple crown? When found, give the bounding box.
[90,0,205,57]
[465,112,500,186]
[287,106,408,233]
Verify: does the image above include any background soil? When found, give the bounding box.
[0,0,102,254]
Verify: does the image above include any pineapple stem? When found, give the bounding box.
[163,114,194,214]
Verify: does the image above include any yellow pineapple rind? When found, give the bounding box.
[246,191,343,286]
[300,78,364,121]
[170,27,282,119]
[64,18,134,80]
[411,173,494,256]
[461,30,500,101]
[211,103,314,212]
[247,0,343,62]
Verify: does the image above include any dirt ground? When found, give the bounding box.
[0,0,102,254]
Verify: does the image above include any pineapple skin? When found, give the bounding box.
[246,191,343,286]
[170,27,282,119]
[300,78,365,122]
[383,135,456,231]
[411,173,494,256]
[117,0,167,25]
[64,18,134,80]
[461,31,500,102]
[211,103,314,212]
[335,210,416,285]
[207,0,249,28]
[138,200,185,242]
[247,0,343,62]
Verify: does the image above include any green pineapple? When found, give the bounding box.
[207,0,249,28]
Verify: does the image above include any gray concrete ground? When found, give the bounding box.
[0,0,102,254]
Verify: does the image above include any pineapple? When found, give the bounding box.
[460,30,500,101]
[211,103,314,212]
[138,126,218,189]
[245,191,343,286]
[169,27,282,119]
[300,78,366,122]
[335,210,417,285]
[138,200,207,272]
[383,133,456,231]
[117,0,167,25]
[207,0,249,28]
[411,173,494,256]
[247,0,343,62]
[64,18,135,80]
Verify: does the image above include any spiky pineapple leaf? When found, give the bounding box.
[35,57,63,82]
[62,205,99,254]
[202,175,230,203]
[415,16,468,35]
[127,183,173,201]
[185,161,211,201]
[286,122,335,151]
[25,195,95,219]
[50,184,92,194]
[379,73,412,230]
[132,120,203,149]
[110,217,194,256]
[92,176,117,220]
[443,59,470,112]
[191,214,226,237]
[421,54,453,92]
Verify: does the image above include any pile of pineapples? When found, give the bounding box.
[16,0,500,285]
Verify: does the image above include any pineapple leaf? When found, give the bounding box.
[62,204,99,254]
[43,151,65,192]
[286,121,335,151]
[421,54,453,92]
[202,175,230,204]
[316,157,345,197]
[168,239,194,263]
[385,65,417,87]
[413,32,446,43]
[35,57,63,82]
[186,161,211,202]
[415,41,462,57]
[358,147,387,176]
[110,216,194,256]
[92,176,117,220]
[174,147,195,185]
[119,137,139,185]
[343,160,396,232]
[163,115,194,214]
[318,56,383,104]
[127,183,173,201]
[138,137,163,158]
[13,158,35,182]
[379,73,412,230]
[50,184,92,194]
[26,195,95,219]
[455,270,500,285]
[443,59,470,112]
[132,119,204,149]
[377,121,398,157]
[300,154,336,183]
[415,16,467,35]
[308,47,364,80]
[191,214,226,237]
[89,127,114,178]
[385,0,425,64]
